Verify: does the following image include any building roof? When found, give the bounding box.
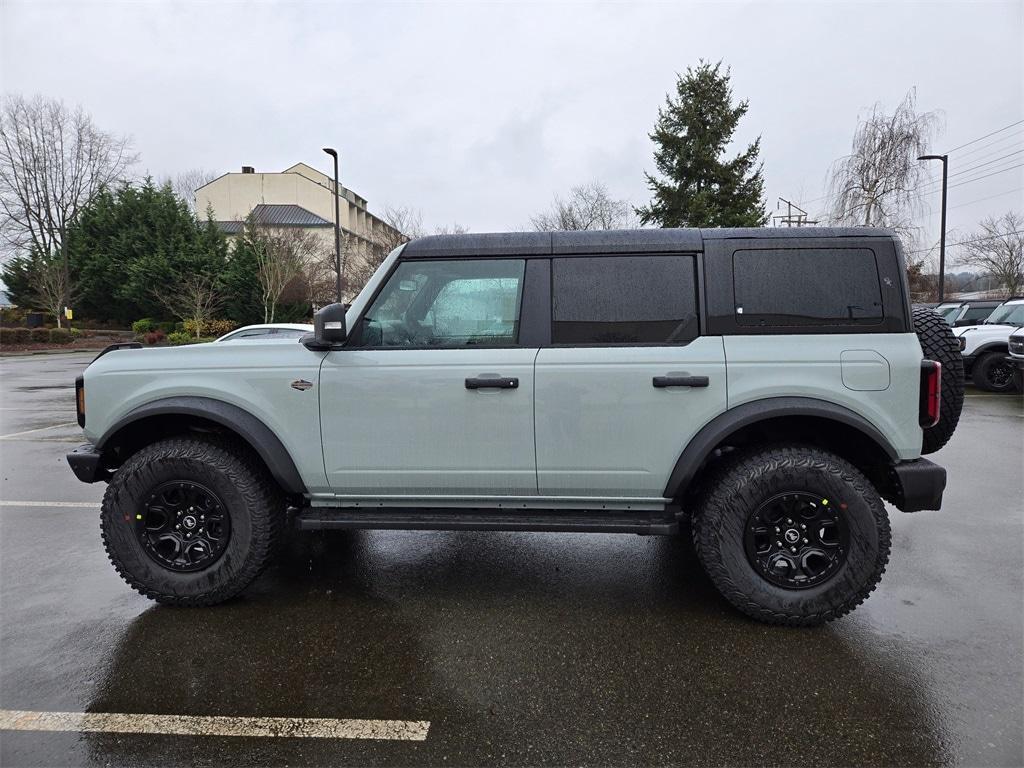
[214,204,332,234]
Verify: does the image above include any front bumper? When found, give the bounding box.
[889,458,946,512]
[67,444,109,483]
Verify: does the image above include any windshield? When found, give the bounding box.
[940,306,962,322]
[985,304,1024,326]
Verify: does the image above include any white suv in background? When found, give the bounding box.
[954,299,1024,392]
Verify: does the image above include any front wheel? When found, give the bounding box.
[100,436,284,605]
[692,445,890,626]
[971,351,1018,393]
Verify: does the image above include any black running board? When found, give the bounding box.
[295,507,679,535]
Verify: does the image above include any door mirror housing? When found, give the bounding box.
[302,303,347,350]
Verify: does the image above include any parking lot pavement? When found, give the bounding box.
[1,352,1021,767]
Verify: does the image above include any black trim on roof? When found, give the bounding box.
[400,227,899,258]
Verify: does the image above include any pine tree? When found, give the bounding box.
[636,61,768,228]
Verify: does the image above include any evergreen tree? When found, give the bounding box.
[636,61,768,228]
[69,179,228,324]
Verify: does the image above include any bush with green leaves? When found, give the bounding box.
[132,318,156,334]
[30,328,50,343]
[48,328,73,344]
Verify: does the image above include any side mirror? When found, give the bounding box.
[302,303,347,350]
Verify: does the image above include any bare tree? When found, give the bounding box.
[530,181,637,231]
[30,252,76,328]
[164,168,218,212]
[156,274,223,337]
[0,94,137,307]
[956,212,1024,296]
[242,219,324,322]
[827,89,941,242]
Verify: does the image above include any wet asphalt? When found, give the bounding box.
[0,351,1021,767]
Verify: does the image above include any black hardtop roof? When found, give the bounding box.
[401,227,898,258]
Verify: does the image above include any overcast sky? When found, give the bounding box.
[2,0,1022,256]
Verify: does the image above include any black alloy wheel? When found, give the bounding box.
[744,492,849,589]
[136,481,231,572]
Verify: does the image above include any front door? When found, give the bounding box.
[320,257,538,498]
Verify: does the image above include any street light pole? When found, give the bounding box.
[323,147,342,304]
[918,154,948,302]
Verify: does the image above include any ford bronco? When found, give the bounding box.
[67,227,964,625]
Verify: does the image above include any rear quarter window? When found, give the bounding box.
[733,248,884,327]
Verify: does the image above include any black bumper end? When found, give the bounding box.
[890,458,946,512]
[67,444,109,484]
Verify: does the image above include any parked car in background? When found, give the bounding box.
[954,299,1024,392]
[946,300,1006,328]
[935,302,964,324]
[215,324,312,343]
[1008,327,1024,376]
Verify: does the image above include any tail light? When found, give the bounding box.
[919,361,941,428]
[75,375,85,428]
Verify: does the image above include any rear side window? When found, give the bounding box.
[733,248,883,327]
[552,255,698,344]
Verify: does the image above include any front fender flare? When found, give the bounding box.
[97,396,306,495]
[663,396,899,499]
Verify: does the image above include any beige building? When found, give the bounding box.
[196,162,402,252]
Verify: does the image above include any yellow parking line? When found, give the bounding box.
[0,709,430,741]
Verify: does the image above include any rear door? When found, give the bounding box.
[533,253,727,499]
[319,257,539,497]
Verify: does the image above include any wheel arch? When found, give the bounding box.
[664,397,899,501]
[95,396,306,496]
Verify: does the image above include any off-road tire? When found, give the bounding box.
[970,350,1018,393]
[913,307,964,453]
[100,436,284,605]
[692,445,891,627]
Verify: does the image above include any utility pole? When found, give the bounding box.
[918,154,949,302]
[322,147,343,303]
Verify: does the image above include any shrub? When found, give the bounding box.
[48,328,73,344]
[166,331,193,346]
[30,328,50,343]
[0,327,31,345]
[131,318,156,334]
[183,318,236,338]
[144,330,166,345]
[0,307,28,327]
[157,321,177,334]
[69,327,84,339]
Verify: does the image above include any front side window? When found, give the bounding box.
[733,248,884,327]
[551,255,699,344]
[352,259,525,347]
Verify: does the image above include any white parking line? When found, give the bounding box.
[0,709,430,741]
[0,501,97,508]
[0,422,77,439]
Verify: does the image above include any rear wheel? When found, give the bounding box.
[971,351,1017,393]
[100,436,284,605]
[913,307,964,453]
[692,445,890,626]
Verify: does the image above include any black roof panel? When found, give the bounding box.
[400,227,898,258]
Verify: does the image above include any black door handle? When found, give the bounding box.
[466,376,519,390]
[653,375,709,388]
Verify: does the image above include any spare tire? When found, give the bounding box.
[913,307,964,454]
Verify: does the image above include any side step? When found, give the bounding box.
[295,507,679,535]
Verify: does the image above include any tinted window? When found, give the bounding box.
[354,259,525,347]
[552,255,698,344]
[733,248,883,327]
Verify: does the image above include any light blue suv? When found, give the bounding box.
[68,228,963,625]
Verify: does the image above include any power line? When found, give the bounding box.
[914,149,1024,192]
[942,119,1024,154]
[913,156,1024,197]
[907,228,1024,255]
[948,186,1024,211]
[947,129,1024,163]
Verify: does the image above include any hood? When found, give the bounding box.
[953,323,1013,336]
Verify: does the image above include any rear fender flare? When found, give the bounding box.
[663,397,899,499]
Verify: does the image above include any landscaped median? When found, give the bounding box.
[0,326,135,355]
